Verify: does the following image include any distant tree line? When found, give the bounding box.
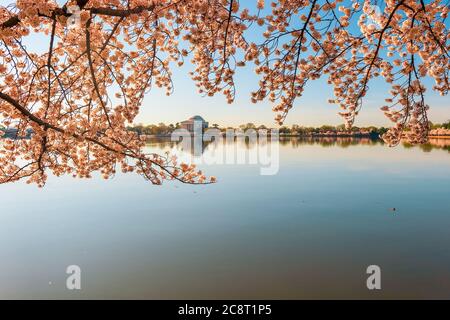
[126,123,180,136]
[430,120,450,130]
[4,120,448,138]
[127,122,393,136]
[237,123,387,136]
[126,121,450,136]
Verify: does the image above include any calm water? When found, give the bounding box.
[1,137,450,299]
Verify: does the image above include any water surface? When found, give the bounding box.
[0,137,450,299]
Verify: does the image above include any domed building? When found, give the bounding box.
[180,115,209,132]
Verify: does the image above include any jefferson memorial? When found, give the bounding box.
[180,115,209,132]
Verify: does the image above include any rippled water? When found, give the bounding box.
[1,137,450,299]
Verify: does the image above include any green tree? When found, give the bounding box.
[279,126,291,134]
[257,124,268,130]
[320,125,335,132]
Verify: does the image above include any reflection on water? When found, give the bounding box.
[149,136,450,155]
[404,138,450,153]
[0,137,450,299]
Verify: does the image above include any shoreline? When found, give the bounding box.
[143,133,450,139]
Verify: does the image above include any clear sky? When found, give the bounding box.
[133,61,450,128]
[132,0,449,128]
[6,0,450,127]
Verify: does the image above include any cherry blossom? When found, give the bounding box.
[0,0,448,186]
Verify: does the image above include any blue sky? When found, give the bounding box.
[5,0,450,127]
[132,0,449,127]
[133,59,449,127]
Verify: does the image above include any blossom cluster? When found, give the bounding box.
[0,0,449,185]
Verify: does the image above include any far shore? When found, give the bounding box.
[142,133,450,139]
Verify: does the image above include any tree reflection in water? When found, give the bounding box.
[145,136,450,156]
